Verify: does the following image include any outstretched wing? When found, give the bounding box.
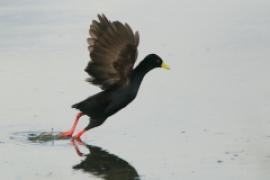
[85,14,140,90]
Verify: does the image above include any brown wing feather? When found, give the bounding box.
[85,14,140,90]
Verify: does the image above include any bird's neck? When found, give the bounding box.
[130,62,152,90]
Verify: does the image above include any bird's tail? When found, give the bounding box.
[71,102,81,109]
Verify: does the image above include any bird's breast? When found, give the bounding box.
[107,88,137,114]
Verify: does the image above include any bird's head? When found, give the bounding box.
[143,54,170,70]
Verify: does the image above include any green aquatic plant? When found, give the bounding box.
[28,129,67,143]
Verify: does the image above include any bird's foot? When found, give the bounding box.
[59,130,73,138]
[72,136,84,145]
[73,129,85,142]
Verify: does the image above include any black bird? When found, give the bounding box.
[61,14,169,139]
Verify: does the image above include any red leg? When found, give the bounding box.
[60,112,85,138]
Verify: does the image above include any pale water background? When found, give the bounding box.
[0,0,270,179]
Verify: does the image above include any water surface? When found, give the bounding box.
[1,0,270,179]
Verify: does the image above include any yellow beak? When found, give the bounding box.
[161,62,170,70]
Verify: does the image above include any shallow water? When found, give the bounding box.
[8,131,141,179]
[1,0,270,179]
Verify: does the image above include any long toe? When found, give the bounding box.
[74,135,83,141]
[60,130,73,138]
[74,129,85,140]
[73,136,84,145]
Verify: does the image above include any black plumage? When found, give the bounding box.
[61,14,169,139]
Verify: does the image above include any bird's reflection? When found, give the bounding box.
[71,139,140,180]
